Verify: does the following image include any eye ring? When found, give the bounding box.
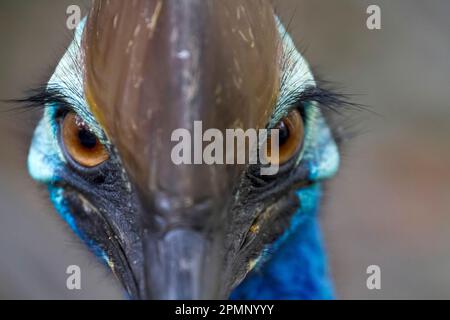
[60,111,109,168]
[265,108,304,165]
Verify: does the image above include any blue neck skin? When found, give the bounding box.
[230,184,334,299]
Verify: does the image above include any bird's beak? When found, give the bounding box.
[143,228,221,299]
[82,0,280,299]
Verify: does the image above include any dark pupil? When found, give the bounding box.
[78,129,98,149]
[277,121,290,145]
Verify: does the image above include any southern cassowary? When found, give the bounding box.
[24,0,345,299]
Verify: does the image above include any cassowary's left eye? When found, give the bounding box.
[61,112,109,167]
[266,109,304,165]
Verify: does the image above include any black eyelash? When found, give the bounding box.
[7,84,72,115]
[286,84,363,114]
[287,82,371,145]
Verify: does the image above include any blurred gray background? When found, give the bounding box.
[0,0,450,299]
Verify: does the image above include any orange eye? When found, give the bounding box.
[266,109,304,165]
[61,112,109,167]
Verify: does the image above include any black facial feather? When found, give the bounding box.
[9,85,72,112]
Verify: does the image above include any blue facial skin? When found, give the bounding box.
[231,105,338,299]
[49,187,110,264]
[28,17,339,299]
[230,184,334,299]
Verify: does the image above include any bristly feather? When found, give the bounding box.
[6,13,86,112]
[8,84,73,113]
[276,39,363,114]
[273,8,368,149]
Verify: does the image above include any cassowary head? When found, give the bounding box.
[26,0,342,299]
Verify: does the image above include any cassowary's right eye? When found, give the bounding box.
[61,111,109,168]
